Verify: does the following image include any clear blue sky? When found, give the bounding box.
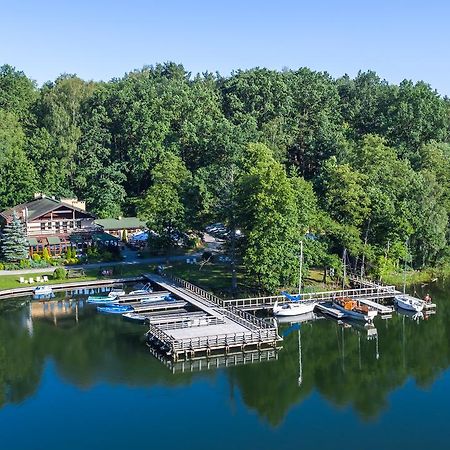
[2,0,449,95]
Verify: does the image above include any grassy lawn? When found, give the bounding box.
[0,263,155,291]
[165,261,245,298]
[165,262,337,298]
[380,269,440,287]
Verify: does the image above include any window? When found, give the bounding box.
[47,222,52,230]
[40,222,45,231]
[77,220,82,228]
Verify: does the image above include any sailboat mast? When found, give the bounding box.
[298,240,303,295]
[403,240,408,295]
[403,257,407,295]
[342,248,347,290]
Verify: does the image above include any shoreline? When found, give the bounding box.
[0,276,144,299]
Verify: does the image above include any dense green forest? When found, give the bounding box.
[1,63,449,290]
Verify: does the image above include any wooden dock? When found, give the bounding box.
[315,303,346,319]
[114,291,171,303]
[143,274,281,361]
[356,298,394,316]
[131,300,188,313]
[222,285,399,312]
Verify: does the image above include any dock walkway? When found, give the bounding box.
[357,298,394,315]
[223,285,399,311]
[143,274,281,361]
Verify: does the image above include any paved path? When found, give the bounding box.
[0,234,223,276]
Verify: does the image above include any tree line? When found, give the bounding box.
[1,63,449,290]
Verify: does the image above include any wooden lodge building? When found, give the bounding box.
[0,194,119,256]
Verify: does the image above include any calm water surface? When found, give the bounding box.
[0,282,449,450]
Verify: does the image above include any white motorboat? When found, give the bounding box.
[33,285,54,297]
[107,286,126,298]
[128,283,153,296]
[395,295,424,313]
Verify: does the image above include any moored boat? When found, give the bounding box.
[273,299,315,316]
[87,296,118,304]
[333,298,378,323]
[33,285,54,296]
[128,283,153,296]
[87,284,126,303]
[122,312,148,322]
[273,242,314,318]
[108,285,126,297]
[97,304,133,314]
[394,295,424,312]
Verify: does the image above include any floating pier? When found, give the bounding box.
[130,299,188,313]
[222,285,398,312]
[143,274,281,361]
[114,291,171,303]
[356,298,394,317]
[315,303,346,319]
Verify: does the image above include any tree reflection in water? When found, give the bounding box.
[0,281,449,426]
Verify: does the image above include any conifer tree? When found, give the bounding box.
[0,211,28,262]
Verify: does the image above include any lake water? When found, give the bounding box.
[0,282,449,450]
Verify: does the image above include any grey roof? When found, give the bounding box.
[0,198,95,221]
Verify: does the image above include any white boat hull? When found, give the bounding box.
[33,286,54,296]
[395,295,424,312]
[275,311,317,324]
[273,301,315,317]
[108,290,125,298]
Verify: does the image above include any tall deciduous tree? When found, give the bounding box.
[0,111,37,210]
[0,64,37,121]
[138,153,191,248]
[237,143,300,292]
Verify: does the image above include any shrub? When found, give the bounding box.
[53,268,67,280]
[66,247,76,259]
[19,259,31,269]
[32,254,41,262]
[42,248,51,262]
[0,263,4,270]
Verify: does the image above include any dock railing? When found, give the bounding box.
[223,285,399,309]
[173,328,279,353]
[166,273,273,330]
[146,323,177,348]
[168,275,225,307]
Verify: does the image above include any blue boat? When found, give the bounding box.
[87,296,118,305]
[97,305,133,314]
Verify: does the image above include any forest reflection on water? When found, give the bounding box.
[0,281,449,430]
